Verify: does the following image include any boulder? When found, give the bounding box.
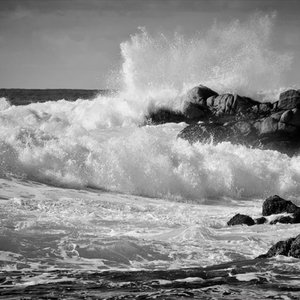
[207,94,259,117]
[258,237,295,258]
[258,116,278,135]
[262,195,300,216]
[183,85,218,120]
[289,234,300,258]
[255,217,267,224]
[277,89,300,110]
[227,214,255,226]
[258,234,300,259]
[186,85,218,105]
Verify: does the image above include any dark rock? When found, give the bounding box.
[182,85,218,120]
[183,102,206,120]
[255,217,267,224]
[293,210,300,223]
[270,210,300,224]
[186,85,218,104]
[147,108,186,124]
[258,234,300,259]
[262,195,300,216]
[227,214,255,226]
[270,215,294,225]
[289,234,300,258]
[258,238,295,258]
[259,102,273,113]
[144,85,300,156]
[280,110,293,123]
[176,86,300,156]
[208,93,259,117]
[277,89,300,110]
[178,122,257,146]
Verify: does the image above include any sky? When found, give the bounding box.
[0,0,299,89]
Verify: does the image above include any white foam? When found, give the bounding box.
[0,98,11,111]
[0,14,297,200]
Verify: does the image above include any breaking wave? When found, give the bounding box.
[0,14,297,200]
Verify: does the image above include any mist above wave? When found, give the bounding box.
[117,14,291,108]
[0,14,297,200]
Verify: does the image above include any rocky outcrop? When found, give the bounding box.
[146,85,300,155]
[262,195,300,216]
[277,89,300,111]
[227,195,300,227]
[176,86,300,155]
[178,112,300,156]
[146,85,219,124]
[227,214,255,226]
[258,234,300,259]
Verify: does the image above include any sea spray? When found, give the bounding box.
[0,14,297,200]
[118,14,291,107]
[0,98,11,111]
[1,105,300,200]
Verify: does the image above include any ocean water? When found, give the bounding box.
[1,15,300,299]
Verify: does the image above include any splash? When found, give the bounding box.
[118,14,291,108]
[1,103,300,201]
[0,98,11,111]
[0,14,297,200]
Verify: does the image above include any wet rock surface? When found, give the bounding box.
[225,195,300,260]
[262,195,300,216]
[148,85,300,155]
[227,195,300,227]
[1,258,300,299]
[179,87,300,155]
[227,213,255,226]
[258,234,300,259]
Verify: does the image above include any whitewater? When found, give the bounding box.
[1,14,300,299]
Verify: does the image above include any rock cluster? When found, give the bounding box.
[226,195,300,259]
[147,85,300,155]
[178,87,300,155]
[227,195,300,227]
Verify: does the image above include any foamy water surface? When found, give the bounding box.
[0,14,300,297]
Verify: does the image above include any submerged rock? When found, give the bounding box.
[262,195,300,216]
[258,234,300,259]
[227,214,255,226]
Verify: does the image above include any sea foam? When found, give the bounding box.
[0,15,297,200]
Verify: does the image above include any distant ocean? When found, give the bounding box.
[0,15,300,299]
